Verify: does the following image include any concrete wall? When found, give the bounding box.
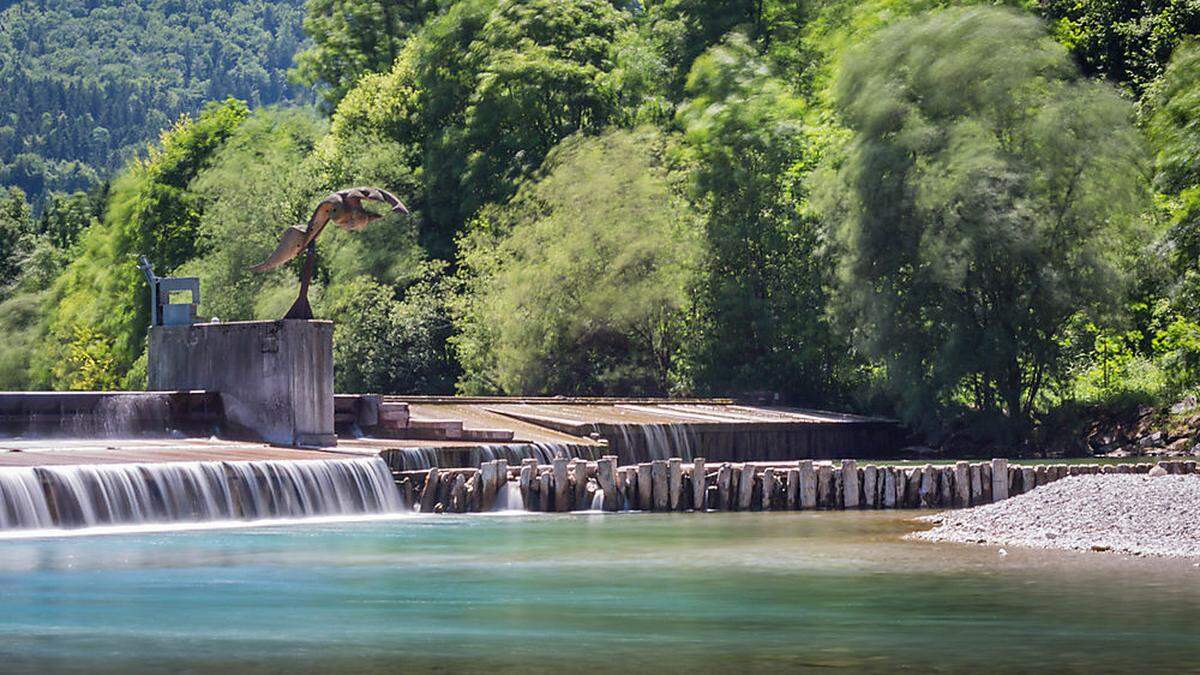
[148,320,335,447]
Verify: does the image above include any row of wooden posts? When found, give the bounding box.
[396,457,1196,514]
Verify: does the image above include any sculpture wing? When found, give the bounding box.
[248,200,336,272]
[350,186,410,214]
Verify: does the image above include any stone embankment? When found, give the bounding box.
[395,457,1195,514]
[916,473,1200,558]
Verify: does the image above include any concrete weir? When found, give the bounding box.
[381,397,900,466]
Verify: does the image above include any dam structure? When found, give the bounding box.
[0,302,902,532]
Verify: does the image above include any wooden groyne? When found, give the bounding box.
[396,457,1196,514]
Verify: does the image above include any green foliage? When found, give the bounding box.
[327,267,458,394]
[45,100,249,388]
[453,127,702,395]
[677,34,851,401]
[1038,0,1200,95]
[819,7,1150,433]
[0,0,310,205]
[327,0,634,254]
[0,187,32,289]
[57,325,123,391]
[292,0,438,110]
[184,107,329,321]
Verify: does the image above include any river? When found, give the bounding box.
[0,511,1196,672]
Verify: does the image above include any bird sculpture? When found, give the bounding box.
[250,187,409,320]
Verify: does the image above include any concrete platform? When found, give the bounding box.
[0,437,360,466]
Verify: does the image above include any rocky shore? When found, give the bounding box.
[915,473,1200,558]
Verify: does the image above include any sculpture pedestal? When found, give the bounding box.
[148,320,335,447]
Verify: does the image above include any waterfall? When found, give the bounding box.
[66,393,173,438]
[0,468,54,529]
[386,443,596,471]
[590,489,604,511]
[494,481,524,511]
[0,457,403,531]
[387,447,441,471]
[604,423,695,463]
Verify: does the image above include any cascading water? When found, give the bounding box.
[66,393,174,438]
[386,443,596,471]
[0,468,54,529]
[494,481,524,511]
[603,423,695,463]
[0,457,404,531]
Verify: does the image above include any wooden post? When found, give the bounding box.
[842,460,859,509]
[952,462,969,508]
[1035,465,1048,487]
[816,464,834,509]
[539,471,553,512]
[624,466,639,509]
[968,464,982,506]
[979,463,992,504]
[991,459,1008,501]
[597,456,618,511]
[419,467,439,513]
[1021,467,1036,495]
[398,477,415,511]
[465,470,481,512]
[637,463,653,511]
[716,464,732,511]
[882,467,896,508]
[762,468,776,511]
[737,464,756,511]
[799,460,817,510]
[519,460,536,511]
[479,461,497,512]
[692,458,707,512]
[668,458,683,511]
[651,460,669,512]
[573,460,588,509]
[904,468,921,508]
[553,457,570,512]
[450,473,467,513]
[862,465,877,509]
[918,465,937,508]
[935,467,951,507]
[786,468,799,510]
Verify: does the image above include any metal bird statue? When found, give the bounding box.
[251,187,410,319]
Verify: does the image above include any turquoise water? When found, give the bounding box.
[0,512,1197,673]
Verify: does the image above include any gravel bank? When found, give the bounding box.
[914,474,1200,558]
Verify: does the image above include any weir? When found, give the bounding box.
[398,457,1190,515]
[0,457,402,531]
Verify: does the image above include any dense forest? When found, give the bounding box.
[1,0,1198,448]
[0,0,310,203]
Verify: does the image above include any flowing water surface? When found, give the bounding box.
[0,511,1197,673]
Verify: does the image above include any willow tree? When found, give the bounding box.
[819,7,1149,434]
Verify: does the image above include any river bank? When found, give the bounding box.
[915,473,1200,558]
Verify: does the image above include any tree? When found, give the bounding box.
[677,34,850,402]
[0,186,31,289]
[292,0,438,110]
[1037,0,1200,95]
[44,100,248,388]
[326,0,634,255]
[1148,43,1200,313]
[818,7,1150,434]
[327,267,458,394]
[453,127,702,395]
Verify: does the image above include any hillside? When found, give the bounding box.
[0,0,309,204]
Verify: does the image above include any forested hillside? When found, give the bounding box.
[2,0,1199,450]
[0,0,309,203]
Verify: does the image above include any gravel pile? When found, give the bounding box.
[914,474,1200,558]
